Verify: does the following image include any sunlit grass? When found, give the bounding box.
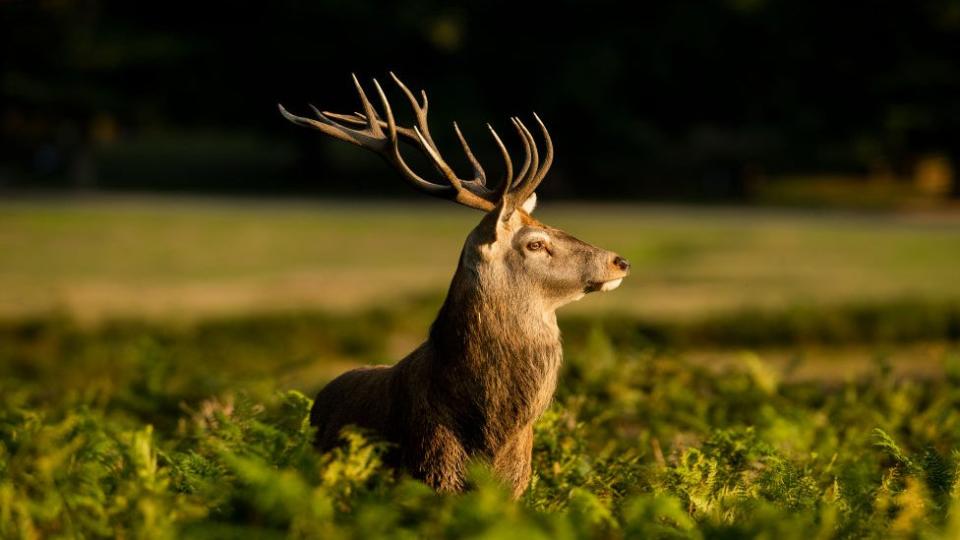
[2,195,960,321]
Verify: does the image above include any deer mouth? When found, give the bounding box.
[585,278,624,293]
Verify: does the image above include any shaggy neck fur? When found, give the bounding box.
[427,257,563,454]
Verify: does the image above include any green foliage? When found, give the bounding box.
[1,319,959,538]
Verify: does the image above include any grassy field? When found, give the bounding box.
[2,195,960,321]
[2,195,960,538]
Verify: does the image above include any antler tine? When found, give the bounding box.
[453,121,487,187]
[389,72,438,150]
[318,109,367,125]
[351,73,384,138]
[510,118,533,188]
[511,117,539,194]
[487,123,514,199]
[371,78,395,139]
[530,112,554,187]
[278,103,382,148]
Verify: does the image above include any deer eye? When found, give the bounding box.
[526,240,545,252]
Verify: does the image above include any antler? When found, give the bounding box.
[278,73,553,213]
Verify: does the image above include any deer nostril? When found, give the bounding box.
[613,256,630,271]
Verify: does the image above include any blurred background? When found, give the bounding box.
[3,0,960,201]
[2,0,960,385]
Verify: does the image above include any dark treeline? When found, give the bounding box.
[1,0,958,200]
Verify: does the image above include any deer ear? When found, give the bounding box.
[521,192,537,214]
[493,199,516,241]
[472,199,516,251]
[497,192,536,223]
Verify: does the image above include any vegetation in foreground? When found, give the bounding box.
[2,307,960,538]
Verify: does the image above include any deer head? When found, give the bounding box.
[278,74,629,313]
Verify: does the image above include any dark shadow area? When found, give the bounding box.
[2,1,959,203]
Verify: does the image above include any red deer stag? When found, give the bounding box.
[279,74,630,497]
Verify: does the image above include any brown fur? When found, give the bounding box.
[310,206,628,497]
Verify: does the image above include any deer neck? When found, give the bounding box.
[425,261,563,447]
